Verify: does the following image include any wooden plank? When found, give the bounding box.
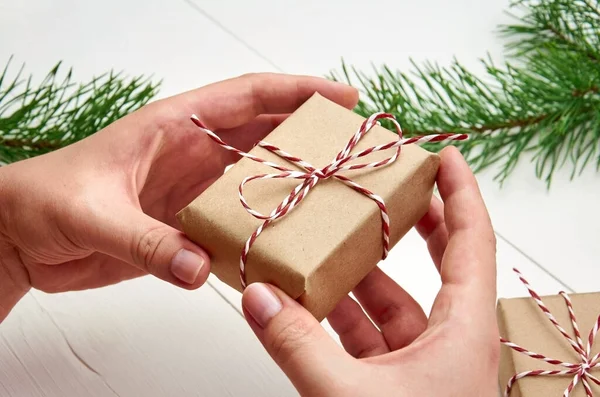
[183,0,510,76]
[477,161,600,294]
[0,279,297,397]
[0,0,279,100]
[0,294,116,397]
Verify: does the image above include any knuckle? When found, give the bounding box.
[239,73,269,115]
[268,316,316,364]
[134,226,169,274]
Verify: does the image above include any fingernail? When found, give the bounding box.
[171,249,205,284]
[244,283,282,328]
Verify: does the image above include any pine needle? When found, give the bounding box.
[329,0,600,187]
[0,57,160,164]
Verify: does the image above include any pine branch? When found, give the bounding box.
[329,0,600,187]
[407,84,598,136]
[0,57,160,164]
[503,0,600,60]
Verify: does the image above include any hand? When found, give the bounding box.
[241,147,499,397]
[0,73,358,320]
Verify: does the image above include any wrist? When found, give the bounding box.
[0,166,30,322]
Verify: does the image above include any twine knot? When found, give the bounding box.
[310,168,333,180]
[502,268,600,397]
[190,112,467,289]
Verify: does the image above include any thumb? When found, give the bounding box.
[242,283,349,395]
[90,204,211,289]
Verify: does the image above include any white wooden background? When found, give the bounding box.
[1,0,599,396]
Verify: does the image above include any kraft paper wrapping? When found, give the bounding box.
[498,293,600,396]
[177,93,440,321]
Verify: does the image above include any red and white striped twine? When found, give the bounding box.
[190,112,467,289]
[502,268,600,397]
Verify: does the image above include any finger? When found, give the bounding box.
[430,146,497,324]
[327,295,390,358]
[352,268,428,351]
[415,195,448,272]
[87,204,211,290]
[242,283,349,395]
[217,113,289,154]
[173,73,359,129]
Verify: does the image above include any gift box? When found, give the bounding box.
[497,271,600,397]
[177,93,449,321]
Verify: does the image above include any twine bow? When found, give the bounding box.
[190,112,467,289]
[502,268,600,396]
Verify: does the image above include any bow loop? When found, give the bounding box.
[327,113,404,173]
[238,171,313,221]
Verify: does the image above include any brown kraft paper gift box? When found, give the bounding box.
[497,293,600,396]
[177,93,440,321]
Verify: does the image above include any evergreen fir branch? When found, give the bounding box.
[502,0,600,61]
[0,57,160,164]
[329,0,600,186]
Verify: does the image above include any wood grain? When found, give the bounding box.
[0,279,296,397]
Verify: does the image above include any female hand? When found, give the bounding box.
[241,147,499,397]
[0,73,358,321]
